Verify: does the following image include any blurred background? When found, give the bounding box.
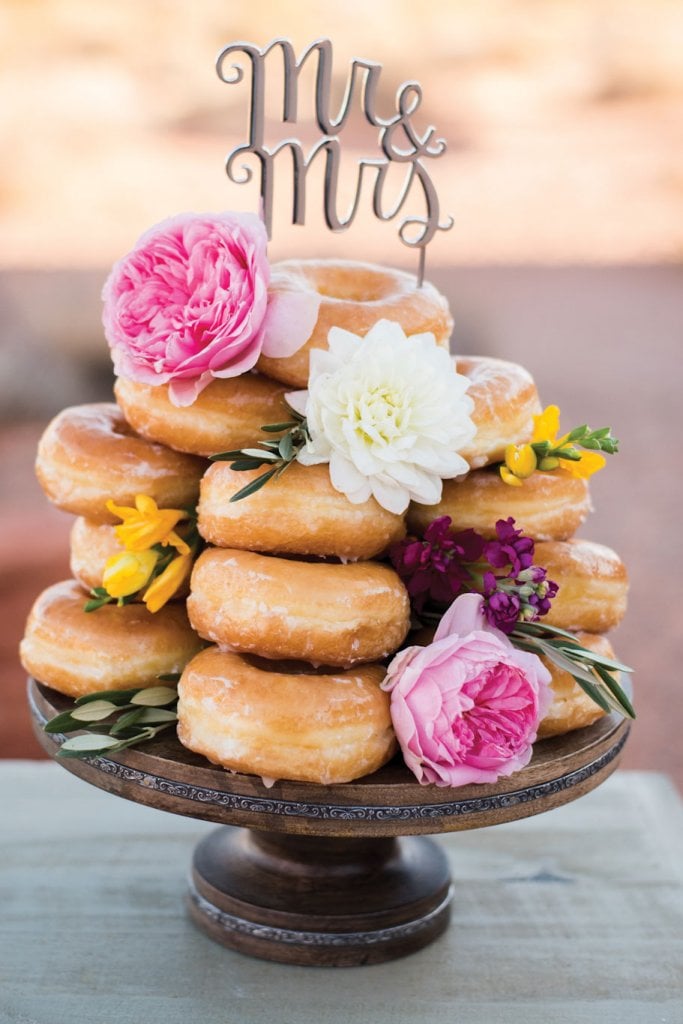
[2,0,681,787]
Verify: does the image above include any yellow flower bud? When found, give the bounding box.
[538,456,560,471]
[504,444,537,480]
[499,465,524,487]
[143,553,192,614]
[102,549,159,600]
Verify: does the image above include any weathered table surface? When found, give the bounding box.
[1,763,682,1024]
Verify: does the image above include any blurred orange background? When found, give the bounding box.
[1,0,681,786]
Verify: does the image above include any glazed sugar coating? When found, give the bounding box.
[115,373,290,458]
[256,259,453,387]
[69,518,123,592]
[198,461,406,559]
[36,403,206,524]
[456,355,542,469]
[536,539,628,633]
[177,646,397,784]
[20,580,204,698]
[408,468,592,542]
[187,547,411,667]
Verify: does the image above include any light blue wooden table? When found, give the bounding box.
[1,763,681,1024]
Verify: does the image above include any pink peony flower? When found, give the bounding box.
[381,593,553,787]
[102,212,319,407]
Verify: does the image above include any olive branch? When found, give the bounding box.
[43,677,180,758]
[210,409,310,502]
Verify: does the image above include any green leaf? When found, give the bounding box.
[514,622,632,673]
[157,673,181,683]
[229,459,268,471]
[229,467,278,502]
[565,425,589,441]
[70,700,119,723]
[261,421,298,433]
[129,707,178,725]
[209,449,252,461]
[514,635,612,713]
[84,596,112,613]
[593,664,636,719]
[74,688,146,706]
[241,448,280,460]
[130,686,179,707]
[58,733,122,755]
[43,710,82,734]
[553,641,632,674]
[109,707,147,735]
[278,432,294,461]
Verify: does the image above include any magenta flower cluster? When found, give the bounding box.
[390,516,558,633]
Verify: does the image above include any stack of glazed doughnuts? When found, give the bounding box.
[22,258,628,783]
[21,403,207,696]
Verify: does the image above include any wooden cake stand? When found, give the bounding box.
[29,678,630,967]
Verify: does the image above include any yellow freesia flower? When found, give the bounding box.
[532,405,563,445]
[102,549,159,600]
[532,405,606,480]
[558,449,606,479]
[105,495,190,554]
[143,553,192,614]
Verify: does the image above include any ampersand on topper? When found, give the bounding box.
[216,37,453,285]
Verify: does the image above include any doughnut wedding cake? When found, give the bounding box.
[21,211,632,788]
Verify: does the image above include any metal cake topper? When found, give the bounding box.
[216,38,453,286]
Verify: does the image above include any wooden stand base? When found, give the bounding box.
[187,826,452,966]
[28,679,631,967]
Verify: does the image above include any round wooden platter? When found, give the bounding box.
[28,678,630,967]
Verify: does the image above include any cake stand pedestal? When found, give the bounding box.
[28,679,630,967]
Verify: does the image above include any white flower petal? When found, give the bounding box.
[285,389,308,416]
[296,319,476,515]
[329,451,369,497]
[370,476,410,515]
[327,326,363,362]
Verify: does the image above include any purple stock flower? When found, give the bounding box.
[484,517,535,577]
[526,575,559,618]
[392,514,558,630]
[390,516,485,613]
[482,571,521,633]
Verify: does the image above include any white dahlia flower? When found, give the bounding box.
[286,320,476,514]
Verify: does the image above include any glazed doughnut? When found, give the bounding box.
[407,468,592,542]
[36,404,206,524]
[69,517,191,600]
[115,373,290,458]
[69,518,123,592]
[177,647,397,784]
[20,580,204,698]
[256,259,453,388]
[457,356,542,469]
[198,461,406,559]
[537,632,617,738]
[535,539,628,632]
[188,548,410,667]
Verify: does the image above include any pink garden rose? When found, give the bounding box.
[102,212,319,407]
[381,593,553,787]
